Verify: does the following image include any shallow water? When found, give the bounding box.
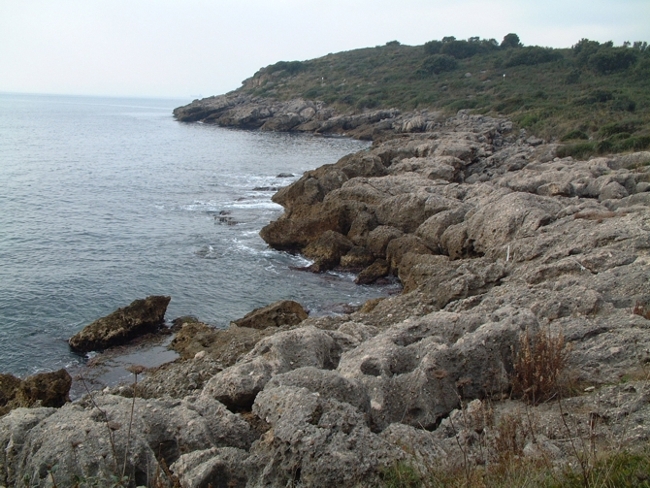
[0,93,398,377]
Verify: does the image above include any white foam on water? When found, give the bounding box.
[225,200,283,210]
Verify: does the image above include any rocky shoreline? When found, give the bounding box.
[2,105,650,487]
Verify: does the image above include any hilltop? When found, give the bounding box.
[175,34,650,157]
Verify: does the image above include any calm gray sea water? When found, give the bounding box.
[0,93,397,377]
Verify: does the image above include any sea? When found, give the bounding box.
[0,93,398,381]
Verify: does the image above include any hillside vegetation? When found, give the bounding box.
[238,34,650,156]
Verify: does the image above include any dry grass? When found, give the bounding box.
[512,328,570,405]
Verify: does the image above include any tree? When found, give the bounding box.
[501,33,521,49]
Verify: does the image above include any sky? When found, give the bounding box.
[1,0,648,100]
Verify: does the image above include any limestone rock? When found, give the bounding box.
[0,393,255,488]
[248,386,403,487]
[69,296,171,352]
[201,326,342,410]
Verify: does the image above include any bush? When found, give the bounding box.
[561,130,589,141]
[612,95,636,112]
[565,69,581,84]
[557,142,597,159]
[267,60,304,75]
[574,89,614,105]
[572,38,603,66]
[439,37,498,59]
[599,120,642,137]
[501,33,522,49]
[588,47,638,74]
[418,54,458,75]
[504,46,563,67]
[423,40,442,55]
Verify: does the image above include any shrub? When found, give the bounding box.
[565,69,581,84]
[574,89,614,105]
[512,328,569,405]
[441,39,478,59]
[418,54,458,75]
[599,120,642,137]
[267,60,304,75]
[561,129,589,141]
[557,142,597,159]
[588,47,639,74]
[504,47,563,67]
[439,37,498,59]
[501,33,522,49]
[424,40,442,55]
[572,38,603,66]
[612,95,636,112]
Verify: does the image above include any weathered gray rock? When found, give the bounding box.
[265,367,371,414]
[201,326,342,410]
[247,386,403,487]
[336,308,530,430]
[69,296,171,352]
[170,447,249,488]
[0,393,255,487]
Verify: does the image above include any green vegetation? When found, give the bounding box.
[239,34,650,154]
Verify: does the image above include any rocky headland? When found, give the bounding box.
[2,104,650,487]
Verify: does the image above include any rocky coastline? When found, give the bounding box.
[2,102,650,487]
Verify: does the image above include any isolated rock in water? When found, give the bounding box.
[68,295,171,352]
[0,369,71,416]
[232,300,308,329]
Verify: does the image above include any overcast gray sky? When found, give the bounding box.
[1,0,648,100]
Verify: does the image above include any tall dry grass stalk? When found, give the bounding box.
[512,328,569,405]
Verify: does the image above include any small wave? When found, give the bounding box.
[195,244,221,259]
[225,201,282,210]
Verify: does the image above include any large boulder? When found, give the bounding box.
[69,296,171,353]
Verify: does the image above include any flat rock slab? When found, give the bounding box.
[69,295,171,353]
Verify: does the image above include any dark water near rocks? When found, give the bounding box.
[0,93,396,378]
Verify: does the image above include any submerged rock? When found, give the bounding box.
[68,295,171,353]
